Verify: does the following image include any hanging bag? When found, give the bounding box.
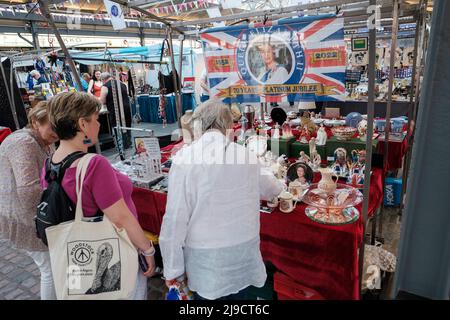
[46,154,138,300]
[158,38,180,95]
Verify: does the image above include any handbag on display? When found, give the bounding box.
[45,154,138,300]
[157,39,180,95]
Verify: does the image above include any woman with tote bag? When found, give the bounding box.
[42,92,155,299]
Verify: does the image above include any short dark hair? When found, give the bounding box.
[47,92,100,140]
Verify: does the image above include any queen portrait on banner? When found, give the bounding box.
[256,43,289,84]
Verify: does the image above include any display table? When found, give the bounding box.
[261,168,383,300]
[131,93,196,124]
[316,101,412,118]
[326,136,379,159]
[131,141,384,300]
[0,127,12,144]
[290,141,327,160]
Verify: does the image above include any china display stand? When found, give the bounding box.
[303,183,363,225]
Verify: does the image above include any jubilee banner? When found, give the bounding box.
[201,14,346,103]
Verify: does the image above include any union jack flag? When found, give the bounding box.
[201,14,346,104]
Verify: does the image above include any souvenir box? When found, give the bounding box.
[267,137,296,156]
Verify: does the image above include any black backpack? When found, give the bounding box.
[35,151,86,246]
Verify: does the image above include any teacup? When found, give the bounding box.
[279,191,295,213]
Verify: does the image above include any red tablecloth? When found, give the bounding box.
[260,168,383,300]
[0,128,12,144]
[131,138,384,299]
[376,138,408,172]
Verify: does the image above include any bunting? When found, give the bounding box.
[147,0,219,15]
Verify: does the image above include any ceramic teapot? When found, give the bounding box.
[279,191,295,213]
[318,167,339,195]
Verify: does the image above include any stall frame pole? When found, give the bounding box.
[38,0,83,91]
[400,0,428,216]
[30,21,41,54]
[0,56,19,130]
[382,0,400,176]
[358,0,377,298]
[376,0,400,239]
[168,28,182,129]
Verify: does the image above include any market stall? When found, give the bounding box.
[131,93,196,124]
[127,139,384,300]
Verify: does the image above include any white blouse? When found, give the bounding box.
[159,131,284,299]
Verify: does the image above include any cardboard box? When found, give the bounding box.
[267,137,296,156]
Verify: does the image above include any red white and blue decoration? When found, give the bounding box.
[201,14,346,104]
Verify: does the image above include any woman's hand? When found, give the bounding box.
[143,255,156,277]
[165,279,174,288]
[165,274,186,288]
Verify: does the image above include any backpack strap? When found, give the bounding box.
[45,151,86,184]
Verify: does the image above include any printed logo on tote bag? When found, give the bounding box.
[67,238,122,296]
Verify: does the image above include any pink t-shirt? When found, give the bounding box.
[41,155,137,219]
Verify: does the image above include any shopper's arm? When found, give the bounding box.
[9,137,44,218]
[159,162,191,282]
[100,86,108,104]
[259,166,285,200]
[87,80,94,95]
[102,199,156,276]
[87,156,155,275]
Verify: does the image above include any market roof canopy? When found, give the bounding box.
[68,44,193,65]
[0,0,433,33]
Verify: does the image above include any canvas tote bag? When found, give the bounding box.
[46,154,138,300]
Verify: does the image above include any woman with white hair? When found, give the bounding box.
[159,100,284,300]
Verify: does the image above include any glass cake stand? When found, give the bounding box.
[302,183,363,225]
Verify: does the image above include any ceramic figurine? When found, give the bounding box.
[298,125,311,144]
[298,151,311,165]
[316,124,327,146]
[300,111,317,134]
[357,119,368,141]
[281,121,293,138]
[270,155,289,180]
[311,151,322,172]
[309,138,317,156]
[332,147,350,176]
[351,149,366,165]
[272,124,281,139]
[237,116,248,145]
[349,150,366,177]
